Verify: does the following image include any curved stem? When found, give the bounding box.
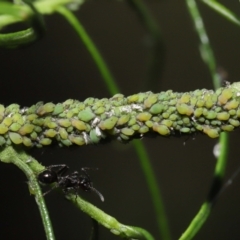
[0,146,55,240]
[67,193,154,240]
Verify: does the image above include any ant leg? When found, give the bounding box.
[81,168,104,202]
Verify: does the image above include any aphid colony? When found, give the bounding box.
[1,82,240,147]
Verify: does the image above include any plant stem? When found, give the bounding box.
[57,6,167,239]
[68,193,154,240]
[56,6,119,95]
[0,146,55,240]
[181,0,230,239]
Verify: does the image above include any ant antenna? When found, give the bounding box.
[91,187,105,202]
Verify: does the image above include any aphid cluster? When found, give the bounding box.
[1,82,240,147]
[37,165,104,202]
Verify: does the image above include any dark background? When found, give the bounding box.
[1,0,240,239]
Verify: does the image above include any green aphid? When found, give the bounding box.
[9,132,23,144]
[162,112,170,119]
[190,97,197,106]
[180,127,190,133]
[94,107,105,115]
[205,99,214,109]
[211,120,221,126]
[30,131,37,140]
[58,119,71,128]
[0,124,8,134]
[153,123,170,136]
[99,116,118,130]
[145,120,153,128]
[76,103,86,111]
[169,99,177,106]
[137,112,152,122]
[11,113,21,123]
[121,128,134,136]
[218,89,233,105]
[217,112,230,121]
[0,105,5,115]
[194,108,203,118]
[52,103,64,115]
[120,133,130,141]
[72,119,87,131]
[2,117,12,127]
[196,99,205,108]
[23,137,33,147]
[128,117,136,126]
[224,100,239,110]
[62,99,74,106]
[137,93,147,103]
[39,138,52,145]
[46,121,57,129]
[111,93,124,101]
[68,135,85,145]
[9,123,21,132]
[139,126,149,133]
[117,114,130,126]
[132,124,140,131]
[229,119,240,127]
[0,136,6,146]
[44,129,57,138]
[149,103,164,115]
[127,94,139,103]
[152,116,160,122]
[37,103,55,115]
[167,106,176,114]
[169,114,178,121]
[19,124,35,135]
[59,128,68,139]
[84,97,95,105]
[78,107,95,122]
[89,129,102,143]
[34,126,42,133]
[182,117,190,124]
[33,118,44,126]
[203,126,219,138]
[60,139,72,147]
[221,125,234,132]
[161,120,173,127]
[205,110,217,120]
[229,109,236,116]
[5,104,20,114]
[66,126,73,133]
[176,104,193,116]
[180,93,191,103]
[144,94,158,108]
[27,114,38,121]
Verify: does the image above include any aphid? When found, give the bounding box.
[37,164,104,202]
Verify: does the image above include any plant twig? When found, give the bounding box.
[0,146,55,240]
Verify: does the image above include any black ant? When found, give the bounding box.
[37,165,104,202]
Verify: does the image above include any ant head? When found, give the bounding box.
[38,169,58,185]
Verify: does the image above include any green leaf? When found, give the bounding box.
[201,0,240,26]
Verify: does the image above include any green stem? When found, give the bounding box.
[201,0,240,26]
[56,6,119,95]
[181,0,230,239]
[67,193,154,240]
[0,146,55,240]
[133,140,171,240]
[57,6,167,239]
[127,0,165,91]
